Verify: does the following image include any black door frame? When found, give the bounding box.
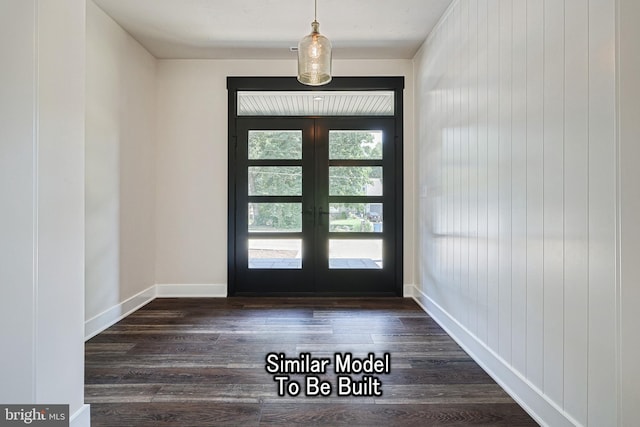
[227,76,404,296]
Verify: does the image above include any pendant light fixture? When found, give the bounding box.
[297,0,332,86]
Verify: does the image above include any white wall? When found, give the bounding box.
[155,59,416,290]
[618,0,640,424]
[0,0,88,424]
[85,1,157,324]
[414,0,620,425]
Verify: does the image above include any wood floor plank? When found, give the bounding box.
[258,403,536,426]
[86,297,538,426]
[90,402,261,427]
[85,384,163,403]
[215,332,375,345]
[374,384,515,404]
[87,332,221,344]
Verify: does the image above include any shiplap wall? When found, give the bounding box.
[413,0,617,425]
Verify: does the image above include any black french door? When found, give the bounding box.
[230,116,400,296]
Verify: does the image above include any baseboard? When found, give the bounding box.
[70,404,90,427]
[411,285,581,427]
[156,283,227,298]
[84,285,156,340]
[403,284,414,297]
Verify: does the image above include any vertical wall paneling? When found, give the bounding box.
[460,0,470,329]
[439,17,446,301]
[0,1,37,400]
[486,0,501,353]
[476,0,489,345]
[542,0,565,406]
[434,32,443,294]
[445,8,461,310]
[438,14,446,301]
[498,0,513,362]
[618,0,640,424]
[0,0,87,416]
[525,0,544,391]
[434,28,443,294]
[414,0,620,424]
[467,0,479,336]
[587,0,618,424]
[511,0,528,376]
[453,1,462,322]
[563,0,589,423]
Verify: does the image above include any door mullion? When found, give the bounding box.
[301,119,317,288]
[313,119,330,288]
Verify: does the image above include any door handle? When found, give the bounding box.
[303,207,315,226]
[318,207,329,226]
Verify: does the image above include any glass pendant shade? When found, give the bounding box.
[297,21,332,86]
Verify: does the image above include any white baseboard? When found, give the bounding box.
[403,284,414,297]
[156,283,227,297]
[70,404,90,427]
[84,285,156,340]
[411,284,581,427]
[84,284,227,341]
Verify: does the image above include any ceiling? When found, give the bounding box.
[92,0,453,60]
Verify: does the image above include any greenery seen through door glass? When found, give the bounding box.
[248,130,302,159]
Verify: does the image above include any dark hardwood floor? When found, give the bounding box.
[85,298,538,426]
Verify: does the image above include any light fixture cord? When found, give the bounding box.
[314,0,317,21]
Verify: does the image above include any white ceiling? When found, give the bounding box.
[92,0,453,60]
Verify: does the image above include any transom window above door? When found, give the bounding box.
[237,91,395,116]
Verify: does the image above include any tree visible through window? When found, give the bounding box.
[247,130,382,232]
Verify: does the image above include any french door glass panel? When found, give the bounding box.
[328,239,383,269]
[248,167,302,196]
[248,203,302,233]
[329,203,383,233]
[248,239,302,269]
[329,167,383,196]
[329,130,383,160]
[248,130,302,159]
